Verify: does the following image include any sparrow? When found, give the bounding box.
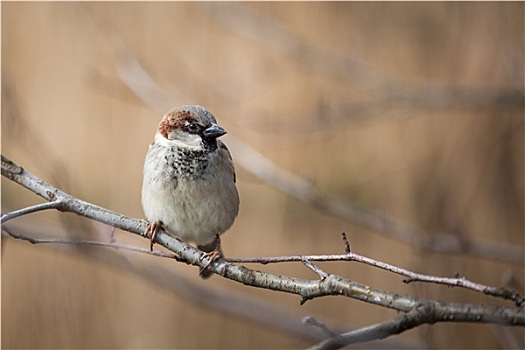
[141,105,239,278]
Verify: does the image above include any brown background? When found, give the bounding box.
[2,2,523,349]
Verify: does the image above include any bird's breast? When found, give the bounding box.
[142,143,239,245]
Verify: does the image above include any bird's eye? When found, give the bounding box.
[186,122,201,134]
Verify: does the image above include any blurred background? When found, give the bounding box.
[2,2,523,349]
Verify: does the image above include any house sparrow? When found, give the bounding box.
[141,105,239,278]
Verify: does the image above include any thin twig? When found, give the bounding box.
[301,256,329,280]
[341,232,351,254]
[1,200,64,223]
[1,225,182,260]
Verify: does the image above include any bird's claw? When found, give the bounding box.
[200,250,221,271]
[144,221,162,251]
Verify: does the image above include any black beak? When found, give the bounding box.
[202,123,227,140]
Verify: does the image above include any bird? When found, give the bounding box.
[141,105,239,278]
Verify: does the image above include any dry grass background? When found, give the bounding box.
[2,2,523,349]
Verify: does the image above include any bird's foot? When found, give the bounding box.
[199,234,222,277]
[144,221,163,251]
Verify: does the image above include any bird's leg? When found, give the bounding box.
[199,234,222,275]
[144,221,163,251]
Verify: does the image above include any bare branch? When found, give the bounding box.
[1,155,145,234]
[1,200,65,223]
[3,155,524,323]
[341,232,351,254]
[2,153,524,348]
[5,151,520,306]
[312,302,525,349]
[301,257,329,280]
[225,249,524,306]
[310,303,438,349]
[1,225,181,260]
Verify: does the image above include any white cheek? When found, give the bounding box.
[161,130,203,148]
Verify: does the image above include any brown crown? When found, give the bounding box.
[158,110,193,139]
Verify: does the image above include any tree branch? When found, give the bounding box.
[2,154,524,338]
[1,200,65,223]
[1,225,181,260]
[310,303,441,349]
[225,233,524,307]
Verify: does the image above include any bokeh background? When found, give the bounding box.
[2,2,523,349]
